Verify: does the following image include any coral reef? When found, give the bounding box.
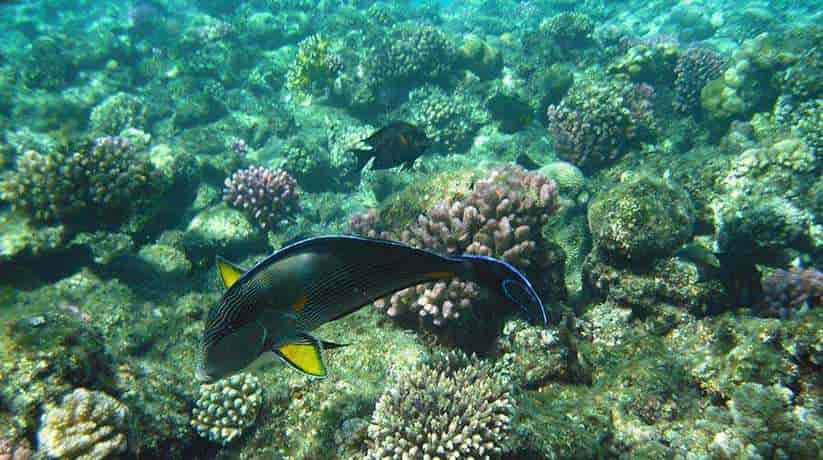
[366,350,514,459]
[760,267,822,318]
[366,23,458,86]
[192,373,263,446]
[547,77,655,171]
[588,176,695,265]
[223,166,300,230]
[673,47,726,114]
[89,93,148,136]
[541,12,594,49]
[361,165,564,336]
[405,85,489,153]
[0,136,160,226]
[38,388,128,460]
[286,34,344,99]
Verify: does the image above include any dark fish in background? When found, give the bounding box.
[352,121,431,170]
[197,235,548,381]
[675,243,763,309]
[516,153,541,171]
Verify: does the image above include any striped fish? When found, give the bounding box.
[196,235,547,382]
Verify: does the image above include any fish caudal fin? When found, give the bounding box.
[275,333,328,378]
[216,256,247,289]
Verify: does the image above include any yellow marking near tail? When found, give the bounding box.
[292,295,309,313]
[217,257,245,289]
[425,271,455,280]
[399,134,409,146]
[279,342,326,377]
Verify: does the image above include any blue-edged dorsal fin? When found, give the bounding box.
[275,332,328,378]
[216,256,247,289]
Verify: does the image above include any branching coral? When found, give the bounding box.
[354,165,563,331]
[547,77,655,171]
[0,136,159,225]
[38,388,128,460]
[191,373,263,446]
[406,85,489,153]
[286,33,344,98]
[366,350,514,459]
[223,165,300,230]
[366,23,458,86]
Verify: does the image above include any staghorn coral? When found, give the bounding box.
[366,350,514,459]
[223,165,300,230]
[191,373,262,446]
[0,136,159,225]
[37,388,128,460]
[547,77,655,172]
[673,47,726,114]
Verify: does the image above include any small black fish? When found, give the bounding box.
[353,121,431,170]
[676,243,763,308]
[515,153,541,171]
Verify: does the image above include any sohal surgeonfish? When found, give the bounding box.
[197,235,547,381]
[352,121,431,170]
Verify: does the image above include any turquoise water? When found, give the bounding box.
[0,0,821,458]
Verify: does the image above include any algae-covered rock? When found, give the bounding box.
[137,243,192,279]
[183,204,267,261]
[588,176,695,266]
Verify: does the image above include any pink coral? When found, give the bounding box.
[223,166,300,229]
[352,165,563,332]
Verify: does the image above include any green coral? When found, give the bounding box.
[286,34,344,99]
[89,93,147,136]
[588,176,695,265]
[406,85,489,153]
[0,138,160,226]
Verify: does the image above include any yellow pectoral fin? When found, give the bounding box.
[217,256,246,289]
[277,342,326,377]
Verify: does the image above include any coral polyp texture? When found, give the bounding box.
[673,47,726,114]
[366,350,514,459]
[37,388,128,460]
[286,34,344,98]
[223,166,300,230]
[0,136,158,225]
[358,165,563,331]
[547,77,655,171]
[191,373,263,446]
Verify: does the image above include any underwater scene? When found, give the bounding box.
[0,0,821,458]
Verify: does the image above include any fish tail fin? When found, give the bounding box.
[275,332,329,378]
[452,254,549,326]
